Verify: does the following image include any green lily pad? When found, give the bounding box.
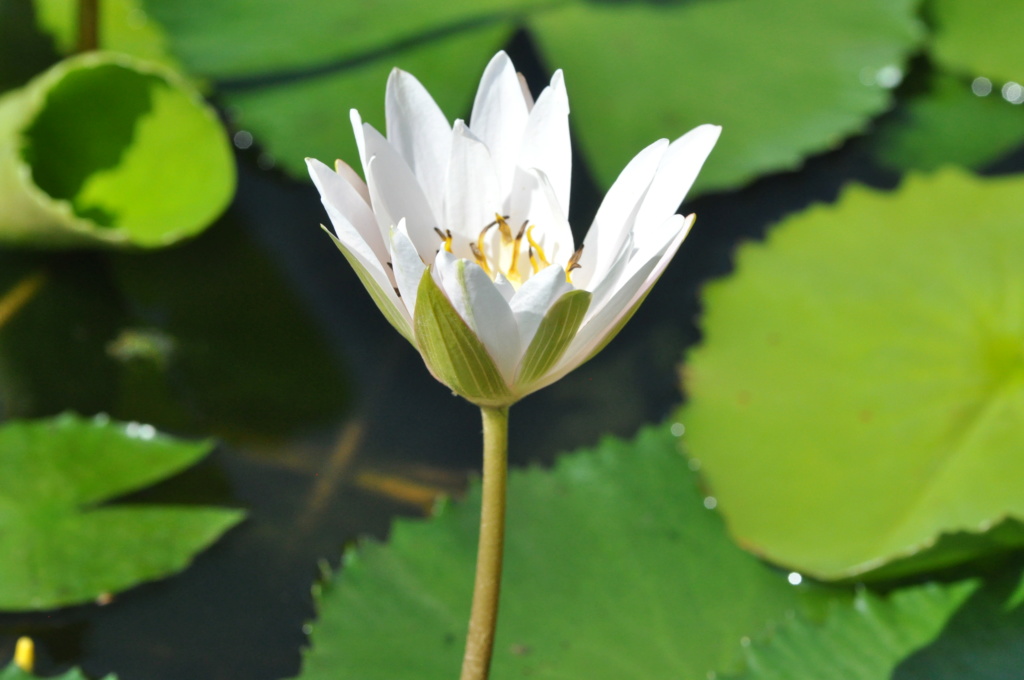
[728,565,1024,680]
[0,51,234,248]
[680,169,1024,580]
[139,0,921,193]
[726,580,978,680]
[0,413,243,611]
[529,0,922,192]
[873,70,1024,172]
[298,425,832,680]
[931,0,1024,85]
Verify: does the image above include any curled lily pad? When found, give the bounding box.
[0,51,233,248]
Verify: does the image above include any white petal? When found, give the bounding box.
[435,251,520,382]
[333,158,370,205]
[445,121,500,245]
[307,158,386,264]
[469,51,529,198]
[362,123,440,260]
[493,273,516,303]
[509,167,574,268]
[517,72,534,110]
[633,124,721,236]
[319,210,411,333]
[552,214,691,381]
[390,220,426,315]
[574,139,668,290]
[350,109,368,170]
[509,263,572,351]
[385,68,451,219]
[518,69,571,215]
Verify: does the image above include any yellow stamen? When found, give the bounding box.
[525,225,550,270]
[505,222,528,285]
[565,245,585,283]
[470,242,492,276]
[433,227,454,253]
[14,637,34,673]
[494,214,513,242]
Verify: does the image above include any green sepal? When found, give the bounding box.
[322,226,413,344]
[413,268,514,407]
[516,289,591,388]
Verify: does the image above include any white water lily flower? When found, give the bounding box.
[308,51,720,407]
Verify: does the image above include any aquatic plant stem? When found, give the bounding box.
[460,405,510,680]
[77,0,99,52]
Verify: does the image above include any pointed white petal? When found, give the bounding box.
[469,51,529,198]
[509,263,572,351]
[435,251,519,382]
[517,72,534,110]
[350,109,368,170]
[549,215,691,383]
[385,68,451,219]
[390,220,427,316]
[445,121,500,245]
[362,123,439,260]
[574,139,668,289]
[307,158,385,263]
[634,124,721,234]
[519,69,571,215]
[333,158,370,205]
[321,223,412,339]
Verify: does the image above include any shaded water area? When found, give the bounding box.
[2,34,1020,680]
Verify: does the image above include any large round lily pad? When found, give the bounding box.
[680,169,1024,580]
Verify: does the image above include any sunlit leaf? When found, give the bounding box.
[0,52,234,248]
[0,413,243,611]
[298,425,831,680]
[681,169,1024,580]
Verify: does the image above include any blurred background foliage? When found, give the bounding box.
[2,0,1024,678]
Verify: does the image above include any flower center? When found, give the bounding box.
[435,213,583,290]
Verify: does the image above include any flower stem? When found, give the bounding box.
[460,405,510,680]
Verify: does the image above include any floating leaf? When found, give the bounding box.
[0,52,234,248]
[140,0,921,193]
[728,566,1024,680]
[930,0,1024,85]
[298,425,830,680]
[727,581,978,680]
[680,169,1024,580]
[0,413,243,611]
[873,70,1024,171]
